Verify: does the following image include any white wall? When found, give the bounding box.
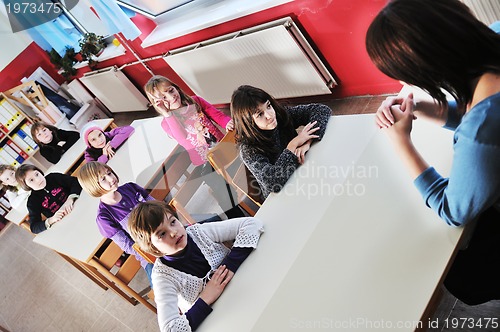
[0,8,32,71]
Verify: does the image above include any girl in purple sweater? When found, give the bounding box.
[82,125,135,163]
[144,75,244,219]
[77,161,154,283]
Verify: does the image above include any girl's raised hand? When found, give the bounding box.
[103,143,115,158]
[287,121,320,152]
[199,265,234,305]
[385,97,416,141]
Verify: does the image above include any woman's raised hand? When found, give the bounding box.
[376,93,416,129]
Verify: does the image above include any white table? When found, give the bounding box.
[5,118,115,225]
[198,114,462,331]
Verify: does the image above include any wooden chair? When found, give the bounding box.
[86,239,157,313]
[132,243,156,301]
[207,131,263,216]
[144,145,202,225]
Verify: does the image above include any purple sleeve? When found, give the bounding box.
[110,229,148,268]
[84,149,97,162]
[185,298,213,331]
[107,126,135,149]
[97,154,109,163]
[221,247,253,273]
[193,96,230,128]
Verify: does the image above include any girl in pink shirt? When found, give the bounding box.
[144,75,243,219]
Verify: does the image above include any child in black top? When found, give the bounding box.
[31,122,80,164]
[16,164,82,234]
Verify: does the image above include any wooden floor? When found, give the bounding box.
[1,94,499,331]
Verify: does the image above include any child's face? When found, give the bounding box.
[98,169,118,192]
[0,169,17,186]
[87,130,106,149]
[151,214,187,255]
[150,82,182,111]
[24,170,46,191]
[35,126,54,144]
[252,100,277,130]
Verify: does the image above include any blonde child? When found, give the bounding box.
[230,85,331,198]
[77,162,154,282]
[144,75,243,219]
[128,200,263,332]
[31,122,79,164]
[82,125,135,163]
[0,164,30,209]
[15,164,81,233]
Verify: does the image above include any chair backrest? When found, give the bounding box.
[207,130,239,183]
[132,243,156,265]
[207,131,263,215]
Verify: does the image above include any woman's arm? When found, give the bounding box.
[193,96,231,129]
[240,145,300,197]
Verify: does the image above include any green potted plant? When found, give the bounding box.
[48,46,77,80]
[79,32,106,69]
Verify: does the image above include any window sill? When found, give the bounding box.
[141,0,292,48]
[73,44,126,69]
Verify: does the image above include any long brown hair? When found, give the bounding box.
[144,75,201,115]
[15,164,44,191]
[366,0,500,111]
[230,85,296,158]
[128,201,179,257]
[31,122,59,146]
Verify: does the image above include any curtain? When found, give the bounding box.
[88,0,141,40]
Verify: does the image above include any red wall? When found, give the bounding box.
[0,43,64,91]
[0,0,399,99]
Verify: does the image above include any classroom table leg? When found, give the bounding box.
[57,253,109,291]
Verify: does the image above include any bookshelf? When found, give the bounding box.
[0,93,39,168]
[0,92,41,232]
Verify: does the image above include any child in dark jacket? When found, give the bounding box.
[15,164,82,234]
[31,122,80,164]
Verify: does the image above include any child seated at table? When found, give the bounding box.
[128,200,263,332]
[230,85,332,198]
[77,161,154,283]
[144,75,244,219]
[15,164,82,234]
[31,122,80,164]
[0,164,30,209]
[82,125,135,163]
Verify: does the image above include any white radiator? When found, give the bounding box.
[461,0,500,25]
[163,17,336,104]
[79,66,149,113]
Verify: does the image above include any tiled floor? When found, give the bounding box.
[1,94,499,331]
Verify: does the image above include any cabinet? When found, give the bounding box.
[0,92,39,168]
